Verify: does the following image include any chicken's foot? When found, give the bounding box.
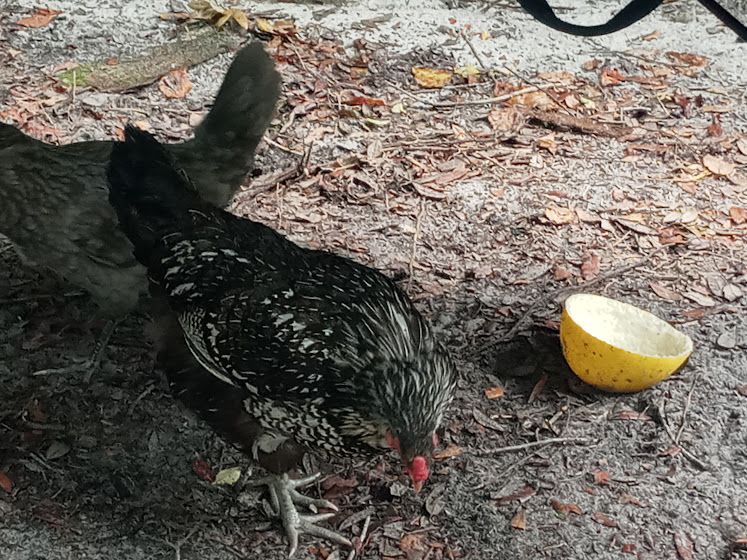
[253,472,352,557]
[32,319,118,382]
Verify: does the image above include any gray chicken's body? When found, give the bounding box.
[0,42,281,317]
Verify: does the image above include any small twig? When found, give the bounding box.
[469,437,590,457]
[407,199,426,290]
[460,29,488,72]
[128,384,155,416]
[660,413,710,471]
[675,372,700,444]
[147,527,199,560]
[346,514,371,560]
[433,85,538,108]
[264,136,305,156]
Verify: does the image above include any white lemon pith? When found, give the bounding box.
[559,293,693,392]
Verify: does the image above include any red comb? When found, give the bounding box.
[409,456,429,481]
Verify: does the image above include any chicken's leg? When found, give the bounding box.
[254,472,352,556]
[32,319,118,382]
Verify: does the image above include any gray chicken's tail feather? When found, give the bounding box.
[108,126,207,265]
[193,41,281,150]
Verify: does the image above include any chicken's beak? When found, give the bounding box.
[412,479,424,494]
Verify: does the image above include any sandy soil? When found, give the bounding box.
[1,1,747,559]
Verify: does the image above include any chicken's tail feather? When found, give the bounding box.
[193,41,280,155]
[107,126,204,263]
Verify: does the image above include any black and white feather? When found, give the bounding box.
[107,126,456,463]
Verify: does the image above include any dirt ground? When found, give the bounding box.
[1,1,747,559]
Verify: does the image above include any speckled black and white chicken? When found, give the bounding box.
[106,126,457,554]
[0,42,280,377]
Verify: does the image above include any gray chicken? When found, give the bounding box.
[106,126,457,555]
[0,42,280,377]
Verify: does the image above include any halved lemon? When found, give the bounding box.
[560,293,693,392]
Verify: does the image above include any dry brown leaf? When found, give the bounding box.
[592,470,610,485]
[549,499,583,515]
[622,543,637,554]
[723,284,743,302]
[641,30,661,41]
[16,7,62,28]
[192,458,215,482]
[487,107,522,133]
[509,90,553,109]
[615,409,652,421]
[344,95,386,107]
[412,67,452,88]
[650,281,682,301]
[254,18,296,35]
[582,58,602,71]
[553,265,572,281]
[575,208,600,223]
[433,444,462,460]
[706,114,723,137]
[495,485,537,506]
[484,386,505,399]
[591,512,618,528]
[159,68,192,99]
[619,493,647,507]
[667,51,708,67]
[454,64,480,79]
[736,385,747,397]
[0,471,13,493]
[400,532,427,560]
[703,154,735,176]
[510,509,527,530]
[674,531,695,560]
[729,206,747,225]
[737,138,747,156]
[537,134,557,154]
[600,67,626,86]
[581,253,601,281]
[544,205,576,225]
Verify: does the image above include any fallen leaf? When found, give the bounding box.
[674,531,695,560]
[254,17,296,35]
[344,95,386,107]
[600,67,626,87]
[575,208,600,223]
[45,440,70,460]
[472,407,503,432]
[159,68,192,99]
[484,386,505,399]
[703,154,735,176]
[737,138,747,156]
[213,466,242,486]
[321,475,358,499]
[528,373,548,403]
[736,385,747,397]
[622,543,637,554]
[729,207,747,225]
[591,512,618,528]
[667,51,708,67]
[619,493,647,507]
[510,509,527,530]
[706,114,723,137]
[454,64,480,79]
[716,331,737,349]
[487,107,522,132]
[16,7,62,28]
[433,444,462,460]
[549,499,583,515]
[615,410,652,421]
[592,470,610,485]
[192,458,215,483]
[641,30,661,41]
[553,265,572,280]
[582,58,602,71]
[495,485,536,506]
[682,291,717,307]
[544,205,576,225]
[400,532,427,560]
[0,471,13,493]
[412,67,452,88]
[581,253,601,280]
[650,281,682,301]
[723,284,743,302]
